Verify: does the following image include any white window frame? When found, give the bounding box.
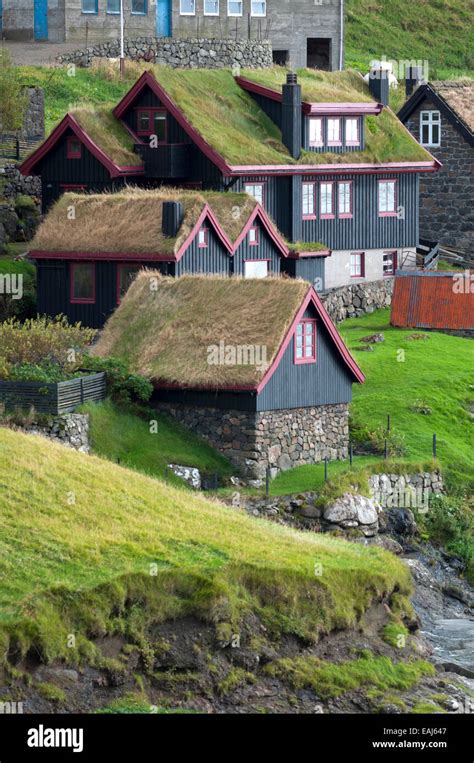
[251,0,267,17]
[327,118,342,145]
[338,181,352,217]
[350,252,364,279]
[309,117,323,147]
[204,0,219,15]
[302,182,315,218]
[244,260,268,278]
[244,183,264,207]
[345,117,360,145]
[228,0,243,16]
[378,179,397,215]
[320,182,334,218]
[180,0,196,16]
[420,110,441,147]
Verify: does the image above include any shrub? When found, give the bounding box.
[350,415,406,457]
[415,493,474,582]
[82,356,153,404]
[0,316,97,380]
[0,271,36,322]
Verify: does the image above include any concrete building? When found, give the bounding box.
[1,0,344,70]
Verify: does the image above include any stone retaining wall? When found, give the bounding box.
[368,470,444,510]
[21,414,90,453]
[156,402,349,479]
[320,278,395,323]
[57,37,272,69]
[0,164,41,203]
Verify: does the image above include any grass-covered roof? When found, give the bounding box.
[146,66,432,166]
[94,274,309,388]
[31,188,258,255]
[70,104,142,167]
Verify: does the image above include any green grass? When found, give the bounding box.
[264,652,435,699]
[0,426,412,664]
[345,0,474,78]
[82,399,232,486]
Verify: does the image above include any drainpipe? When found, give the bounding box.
[120,0,125,76]
[339,0,344,71]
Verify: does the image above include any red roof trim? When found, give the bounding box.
[113,70,231,175]
[235,77,383,116]
[19,114,144,178]
[232,205,290,257]
[227,161,441,175]
[287,249,331,259]
[30,250,174,262]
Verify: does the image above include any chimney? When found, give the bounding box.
[162,201,184,238]
[368,63,390,106]
[405,65,423,98]
[282,72,302,160]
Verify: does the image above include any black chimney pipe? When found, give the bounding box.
[162,201,184,238]
[282,72,302,160]
[405,65,423,98]
[368,65,389,107]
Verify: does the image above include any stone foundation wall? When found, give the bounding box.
[21,414,90,453]
[57,37,272,70]
[156,402,349,479]
[0,164,42,203]
[320,278,395,323]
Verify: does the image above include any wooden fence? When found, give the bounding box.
[0,135,43,161]
[0,372,106,414]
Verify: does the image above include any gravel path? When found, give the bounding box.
[1,40,82,66]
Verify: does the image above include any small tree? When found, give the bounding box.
[0,48,28,134]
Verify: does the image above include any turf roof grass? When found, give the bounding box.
[94,273,310,387]
[70,104,142,167]
[31,188,257,254]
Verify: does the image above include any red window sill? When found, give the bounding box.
[249,242,259,246]
[350,275,364,279]
[294,357,317,365]
[70,298,95,304]
[379,211,397,217]
[302,214,316,220]
[198,244,208,249]
[339,213,353,219]
[320,214,335,220]
[345,141,360,147]
[327,142,342,147]
[309,143,324,149]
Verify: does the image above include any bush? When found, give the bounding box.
[0,316,97,380]
[82,356,153,404]
[0,270,36,322]
[415,493,474,582]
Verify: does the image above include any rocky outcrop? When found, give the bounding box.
[320,278,394,323]
[168,464,201,490]
[57,37,272,70]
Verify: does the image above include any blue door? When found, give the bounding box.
[0,0,3,36]
[34,0,48,41]
[156,0,171,37]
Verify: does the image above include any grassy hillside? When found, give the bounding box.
[82,399,232,486]
[346,0,474,79]
[0,426,412,665]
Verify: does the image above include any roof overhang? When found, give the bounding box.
[287,249,331,258]
[235,76,383,116]
[30,250,174,262]
[225,160,442,176]
[18,113,144,178]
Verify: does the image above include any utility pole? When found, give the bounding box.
[120,0,125,76]
[339,0,344,71]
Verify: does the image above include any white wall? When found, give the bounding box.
[325,247,417,289]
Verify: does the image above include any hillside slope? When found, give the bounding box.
[0,427,411,659]
[346,0,473,78]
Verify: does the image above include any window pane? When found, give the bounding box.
[153,113,167,141]
[72,264,94,300]
[251,1,266,14]
[204,0,219,11]
[338,182,350,214]
[244,260,268,278]
[328,119,340,142]
[320,183,333,215]
[228,0,243,14]
[309,118,323,146]
[132,0,147,12]
[302,183,314,216]
[346,118,359,143]
[107,0,120,12]
[245,184,263,206]
[180,0,195,13]
[431,124,440,145]
[82,0,97,12]
[138,111,150,132]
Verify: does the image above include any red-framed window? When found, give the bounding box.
[383,250,397,276]
[320,181,335,219]
[338,181,353,218]
[302,182,316,219]
[244,182,265,207]
[294,319,317,364]
[327,118,342,146]
[70,262,96,304]
[244,259,269,278]
[378,179,397,216]
[116,263,142,304]
[248,225,259,245]
[136,108,168,140]
[309,117,324,147]
[345,117,360,146]
[66,136,82,159]
[350,252,365,278]
[197,227,208,248]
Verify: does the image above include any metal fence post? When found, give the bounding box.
[349,443,353,467]
[432,433,437,458]
[265,467,270,497]
[324,457,328,481]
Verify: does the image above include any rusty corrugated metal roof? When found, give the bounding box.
[391,272,474,331]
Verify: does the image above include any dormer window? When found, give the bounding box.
[294,320,316,364]
[327,118,342,146]
[248,225,259,245]
[345,118,360,146]
[137,109,167,141]
[67,137,82,159]
[309,118,323,147]
[198,227,208,248]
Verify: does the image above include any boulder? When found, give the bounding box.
[324,493,378,526]
[168,464,201,490]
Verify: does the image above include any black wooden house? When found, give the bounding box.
[21,66,441,292]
